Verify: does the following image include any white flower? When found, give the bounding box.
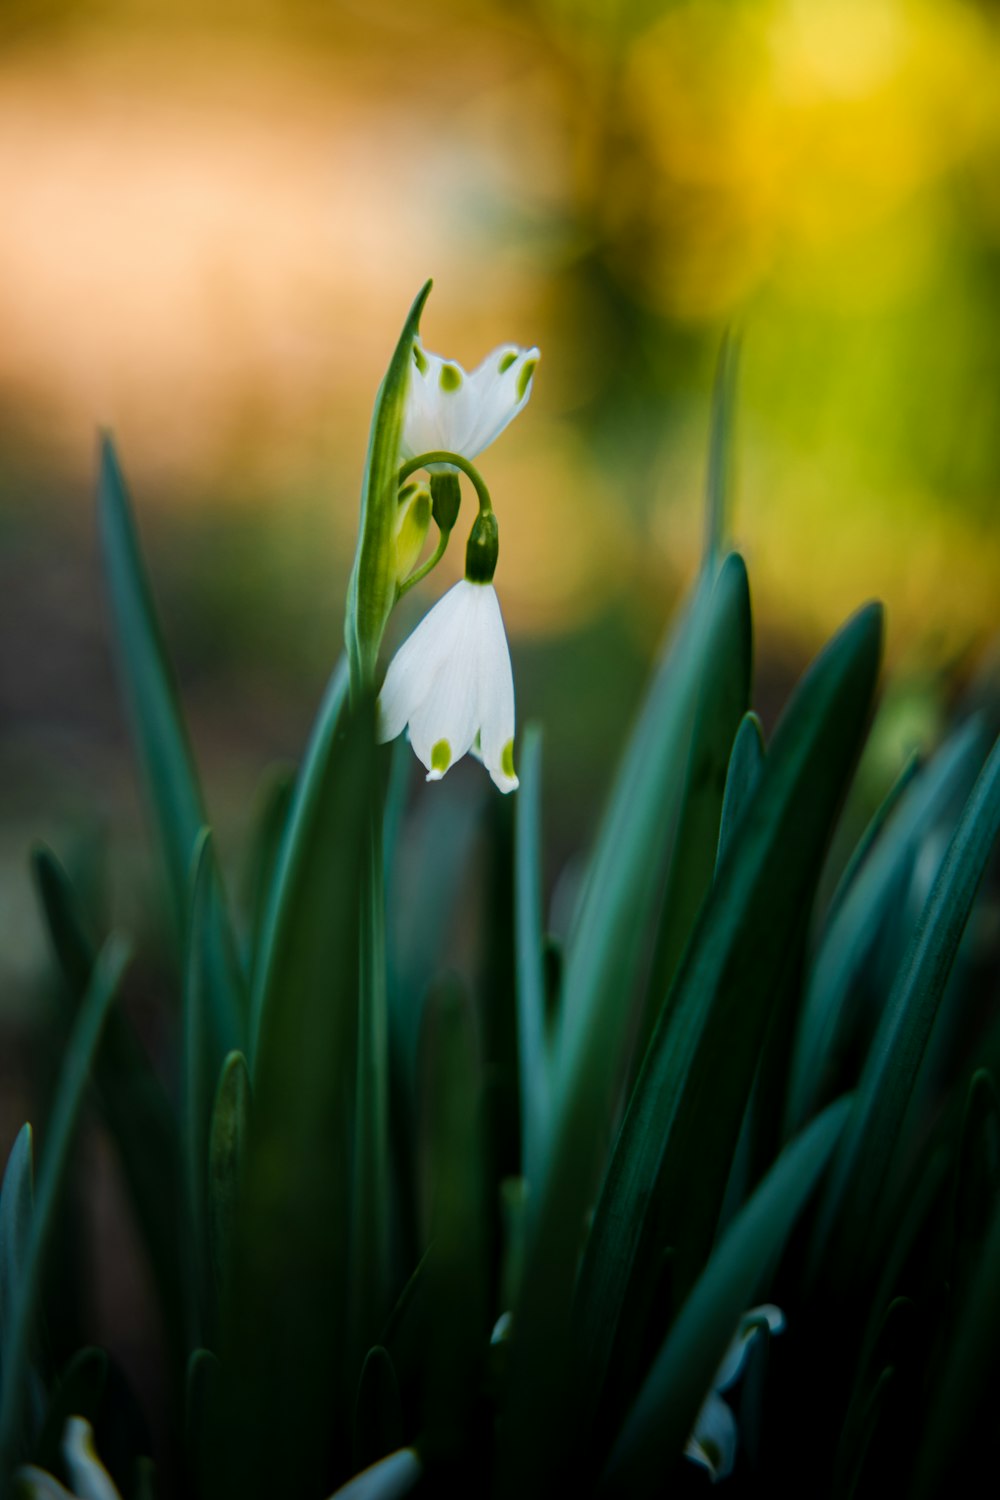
[685,1304,785,1483]
[18,1416,121,1500]
[401,337,539,466]
[376,579,518,793]
[17,1418,422,1500]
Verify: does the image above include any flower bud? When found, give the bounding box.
[394,483,432,583]
[465,510,499,584]
[430,472,461,534]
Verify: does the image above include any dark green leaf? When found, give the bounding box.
[185,1347,220,1489]
[809,727,1000,1289]
[0,1125,33,1407]
[0,936,129,1472]
[34,1348,109,1472]
[354,1346,403,1473]
[787,716,984,1135]
[602,1097,851,1498]
[249,656,349,1061]
[514,725,550,1189]
[31,846,186,1372]
[98,435,247,1057]
[418,980,489,1465]
[213,693,376,1500]
[345,281,432,692]
[913,1187,1000,1497]
[498,556,753,1493]
[573,603,881,1458]
[633,564,752,1068]
[208,1051,251,1303]
[715,711,764,872]
[352,812,392,1362]
[242,766,295,984]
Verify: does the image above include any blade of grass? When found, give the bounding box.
[31,847,186,1371]
[631,565,752,1071]
[0,936,130,1473]
[499,556,751,1494]
[249,655,349,1063]
[418,980,489,1468]
[571,604,881,1460]
[208,1051,250,1304]
[352,811,392,1361]
[214,694,376,1500]
[242,767,295,985]
[703,329,740,569]
[99,435,247,1056]
[715,711,764,871]
[787,716,984,1135]
[514,725,550,1189]
[0,1125,33,1409]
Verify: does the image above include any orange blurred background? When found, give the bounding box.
[3,0,1000,993]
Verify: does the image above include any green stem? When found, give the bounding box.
[398,451,494,515]
[396,526,451,599]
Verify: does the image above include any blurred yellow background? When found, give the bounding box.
[2,0,1000,984]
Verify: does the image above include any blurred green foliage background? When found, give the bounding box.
[2,0,1000,1012]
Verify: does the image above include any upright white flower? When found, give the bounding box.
[685,1304,785,1483]
[401,337,539,465]
[376,577,518,794]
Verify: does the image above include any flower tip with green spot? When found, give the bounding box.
[377,580,517,794]
[401,337,540,467]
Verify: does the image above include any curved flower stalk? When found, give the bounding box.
[685,1305,785,1482]
[401,337,539,467]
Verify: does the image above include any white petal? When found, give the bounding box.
[62,1418,122,1500]
[401,340,477,460]
[715,1304,785,1393]
[407,584,483,776]
[325,1448,422,1500]
[376,582,472,744]
[400,339,538,464]
[473,586,518,793]
[685,1391,738,1483]
[461,344,539,458]
[490,1310,513,1343]
[15,1469,77,1500]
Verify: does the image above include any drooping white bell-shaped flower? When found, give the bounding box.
[401,337,539,466]
[376,578,518,794]
[18,1417,122,1500]
[685,1305,785,1483]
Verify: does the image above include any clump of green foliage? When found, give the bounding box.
[1,294,999,1500]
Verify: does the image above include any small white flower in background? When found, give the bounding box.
[325,1447,422,1500]
[17,1416,421,1500]
[377,577,518,794]
[17,1416,121,1500]
[401,337,539,466]
[685,1304,785,1484]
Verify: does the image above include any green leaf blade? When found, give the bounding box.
[345,281,432,693]
[603,1097,851,1498]
[98,436,248,1057]
[572,601,882,1456]
[498,555,753,1493]
[810,725,1000,1286]
[514,724,550,1189]
[0,935,130,1473]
